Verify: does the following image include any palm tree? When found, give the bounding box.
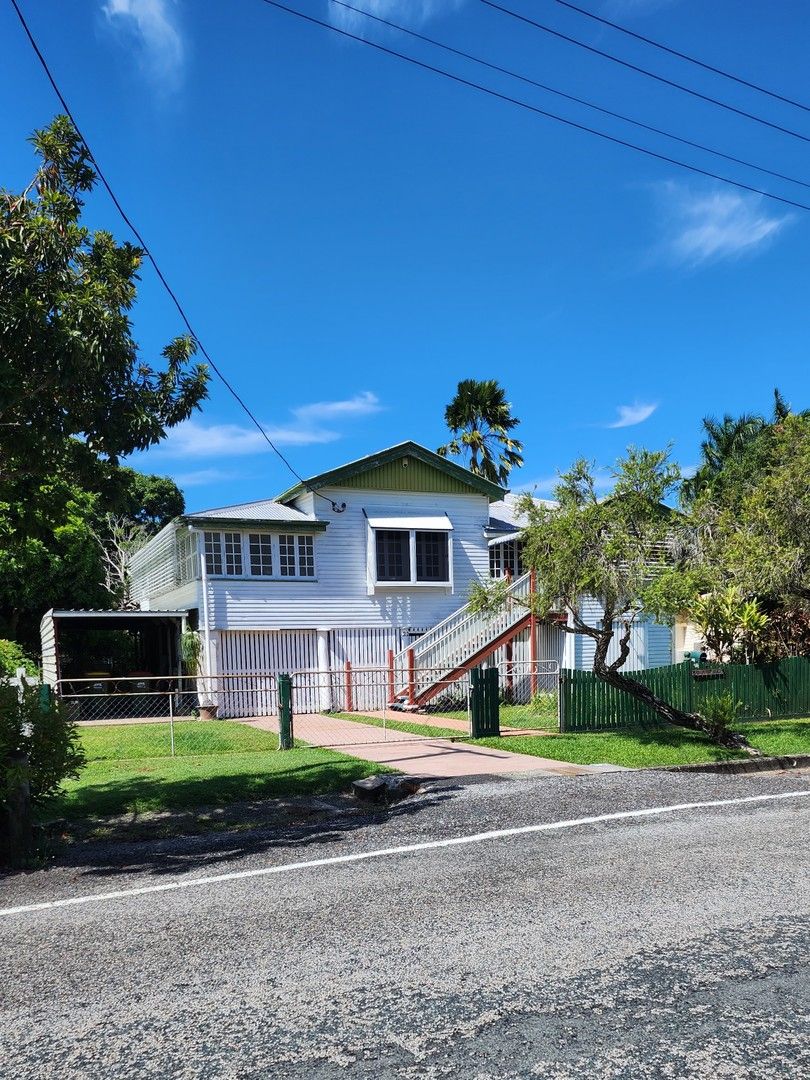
[681,411,767,504]
[437,379,524,486]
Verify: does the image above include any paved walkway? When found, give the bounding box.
[247,712,598,778]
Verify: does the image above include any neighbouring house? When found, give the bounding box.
[89,440,676,714]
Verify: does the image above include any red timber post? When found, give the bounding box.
[529,568,538,697]
[407,647,416,707]
[387,648,395,705]
[344,660,353,712]
[505,639,514,702]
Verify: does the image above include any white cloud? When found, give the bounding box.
[172,467,235,488]
[328,0,464,31]
[658,184,791,267]
[103,0,184,89]
[606,402,658,428]
[153,392,383,459]
[293,391,383,423]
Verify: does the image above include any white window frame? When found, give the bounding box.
[202,530,317,581]
[367,526,454,592]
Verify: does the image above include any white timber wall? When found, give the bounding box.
[564,597,674,672]
[204,487,492,633]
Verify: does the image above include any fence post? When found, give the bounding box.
[470,667,500,737]
[168,693,176,757]
[387,648,395,705]
[407,647,416,707]
[558,671,566,732]
[278,673,293,750]
[344,660,353,712]
[529,570,538,697]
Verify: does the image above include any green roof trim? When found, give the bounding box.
[276,441,507,503]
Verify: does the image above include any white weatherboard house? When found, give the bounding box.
[128,441,675,712]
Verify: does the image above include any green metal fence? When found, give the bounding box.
[560,657,810,732]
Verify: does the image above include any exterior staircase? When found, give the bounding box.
[390,571,534,707]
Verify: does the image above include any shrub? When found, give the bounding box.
[698,692,743,737]
[0,685,85,806]
[0,639,38,679]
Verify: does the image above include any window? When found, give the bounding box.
[278,534,315,577]
[223,532,243,576]
[376,530,410,582]
[201,531,316,579]
[279,534,296,577]
[297,535,315,577]
[176,530,197,584]
[204,531,223,575]
[415,531,449,582]
[490,539,524,580]
[249,534,273,576]
[374,529,451,585]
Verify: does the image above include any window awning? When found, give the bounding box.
[365,514,454,531]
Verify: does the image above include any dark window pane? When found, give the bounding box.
[249,534,273,576]
[415,531,449,582]
[375,530,410,581]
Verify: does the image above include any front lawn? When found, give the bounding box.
[49,721,390,819]
[737,717,810,757]
[330,712,462,739]
[472,717,810,768]
[473,726,743,768]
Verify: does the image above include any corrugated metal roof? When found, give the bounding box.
[185,499,324,524]
[487,494,556,535]
[47,609,189,618]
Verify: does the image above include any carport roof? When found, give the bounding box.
[46,609,188,619]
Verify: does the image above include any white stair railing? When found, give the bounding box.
[393,572,533,700]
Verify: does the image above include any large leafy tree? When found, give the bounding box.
[0,116,203,646]
[0,116,207,497]
[471,449,751,750]
[437,379,523,485]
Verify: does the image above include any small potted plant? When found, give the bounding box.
[181,629,218,720]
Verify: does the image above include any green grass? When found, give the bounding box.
[471,717,810,768]
[737,717,810,757]
[50,721,391,820]
[330,712,462,739]
[78,720,277,760]
[433,703,558,733]
[472,726,743,767]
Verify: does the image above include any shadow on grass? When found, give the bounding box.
[39,764,462,882]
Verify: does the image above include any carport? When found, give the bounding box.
[40,608,189,688]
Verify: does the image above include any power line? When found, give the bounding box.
[8,0,342,512]
[550,0,810,115]
[327,0,810,192]
[258,0,810,212]
[480,0,810,146]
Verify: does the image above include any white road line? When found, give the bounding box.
[2,790,808,918]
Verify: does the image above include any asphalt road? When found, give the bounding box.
[1,769,809,1079]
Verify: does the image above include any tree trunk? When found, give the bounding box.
[593,661,756,753]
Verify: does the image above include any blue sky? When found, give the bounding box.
[3,0,809,509]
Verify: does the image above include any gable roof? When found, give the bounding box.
[275,441,507,503]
